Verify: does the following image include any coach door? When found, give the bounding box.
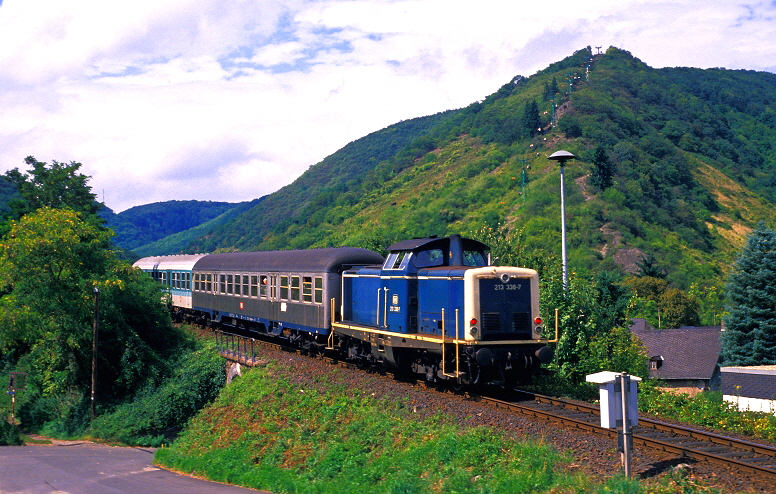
[268,273,280,324]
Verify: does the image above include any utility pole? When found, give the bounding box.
[91,286,99,421]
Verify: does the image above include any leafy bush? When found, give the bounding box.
[89,343,225,446]
[0,419,22,445]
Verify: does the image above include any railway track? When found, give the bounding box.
[482,391,776,479]
[213,328,776,480]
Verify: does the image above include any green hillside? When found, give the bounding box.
[102,199,252,251]
[168,47,776,291]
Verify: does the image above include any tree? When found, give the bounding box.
[722,223,776,366]
[589,145,614,190]
[0,208,185,433]
[635,253,666,278]
[544,270,647,386]
[523,100,540,138]
[3,156,101,222]
[658,287,700,328]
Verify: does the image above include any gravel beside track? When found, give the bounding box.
[252,344,776,492]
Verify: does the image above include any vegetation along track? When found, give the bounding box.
[214,328,776,482]
[484,391,776,480]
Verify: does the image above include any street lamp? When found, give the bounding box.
[548,150,577,291]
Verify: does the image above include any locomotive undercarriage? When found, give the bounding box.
[176,306,547,387]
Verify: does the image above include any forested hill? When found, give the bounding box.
[166,47,776,290]
[102,200,253,252]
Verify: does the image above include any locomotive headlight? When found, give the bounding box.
[470,327,478,336]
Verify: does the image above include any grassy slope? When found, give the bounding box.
[154,361,642,493]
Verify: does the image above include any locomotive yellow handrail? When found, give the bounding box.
[441,308,461,379]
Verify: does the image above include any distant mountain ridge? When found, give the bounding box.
[101,199,257,253]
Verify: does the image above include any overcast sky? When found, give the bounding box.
[1,0,775,212]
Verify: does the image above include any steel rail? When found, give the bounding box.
[481,393,776,478]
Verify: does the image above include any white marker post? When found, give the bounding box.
[586,371,641,477]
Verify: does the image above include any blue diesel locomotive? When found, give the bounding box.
[134,234,554,385]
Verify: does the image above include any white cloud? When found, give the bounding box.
[0,0,775,212]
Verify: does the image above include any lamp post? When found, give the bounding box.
[548,150,577,292]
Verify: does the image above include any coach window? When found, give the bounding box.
[242,275,249,296]
[260,275,268,298]
[161,272,167,286]
[280,276,289,300]
[227,275,234,295]
[314,277,323,304]
[206,273,212,292]
[193,273,199,291]
[291,276,300,301]
[302,276,312,303]
[219,274,226,294]
[186,272,191,290]
[251,275,258,297]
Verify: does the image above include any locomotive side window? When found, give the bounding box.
[291,276,300,301]
[314,277,323,304]
[463,250,487,267]
[260,275,268,297]
[413,248,444,268]
[384,251,411,270]
[280,276,289,300]
[250,275,258,297]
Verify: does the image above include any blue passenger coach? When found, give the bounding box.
[133,254,206,311]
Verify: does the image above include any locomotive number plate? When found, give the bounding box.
[494,283,520,291]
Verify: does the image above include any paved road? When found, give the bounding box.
[0,440,263,493]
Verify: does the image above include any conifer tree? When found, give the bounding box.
[523,100,540,137]
[590,145,614,190]
[722,223,776,365]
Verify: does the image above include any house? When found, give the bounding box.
[721,366,776,414]
[629,319,722,396]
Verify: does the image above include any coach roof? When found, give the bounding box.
[193,247,384,273]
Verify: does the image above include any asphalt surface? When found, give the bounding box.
[0,440,263,493]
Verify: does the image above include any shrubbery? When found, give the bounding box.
[89,342,225,446]
[639,383,776,442]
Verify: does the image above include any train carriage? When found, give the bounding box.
[189,248,384,340]
[133,254,206,310]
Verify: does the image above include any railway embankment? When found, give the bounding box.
[153,344,758,493]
